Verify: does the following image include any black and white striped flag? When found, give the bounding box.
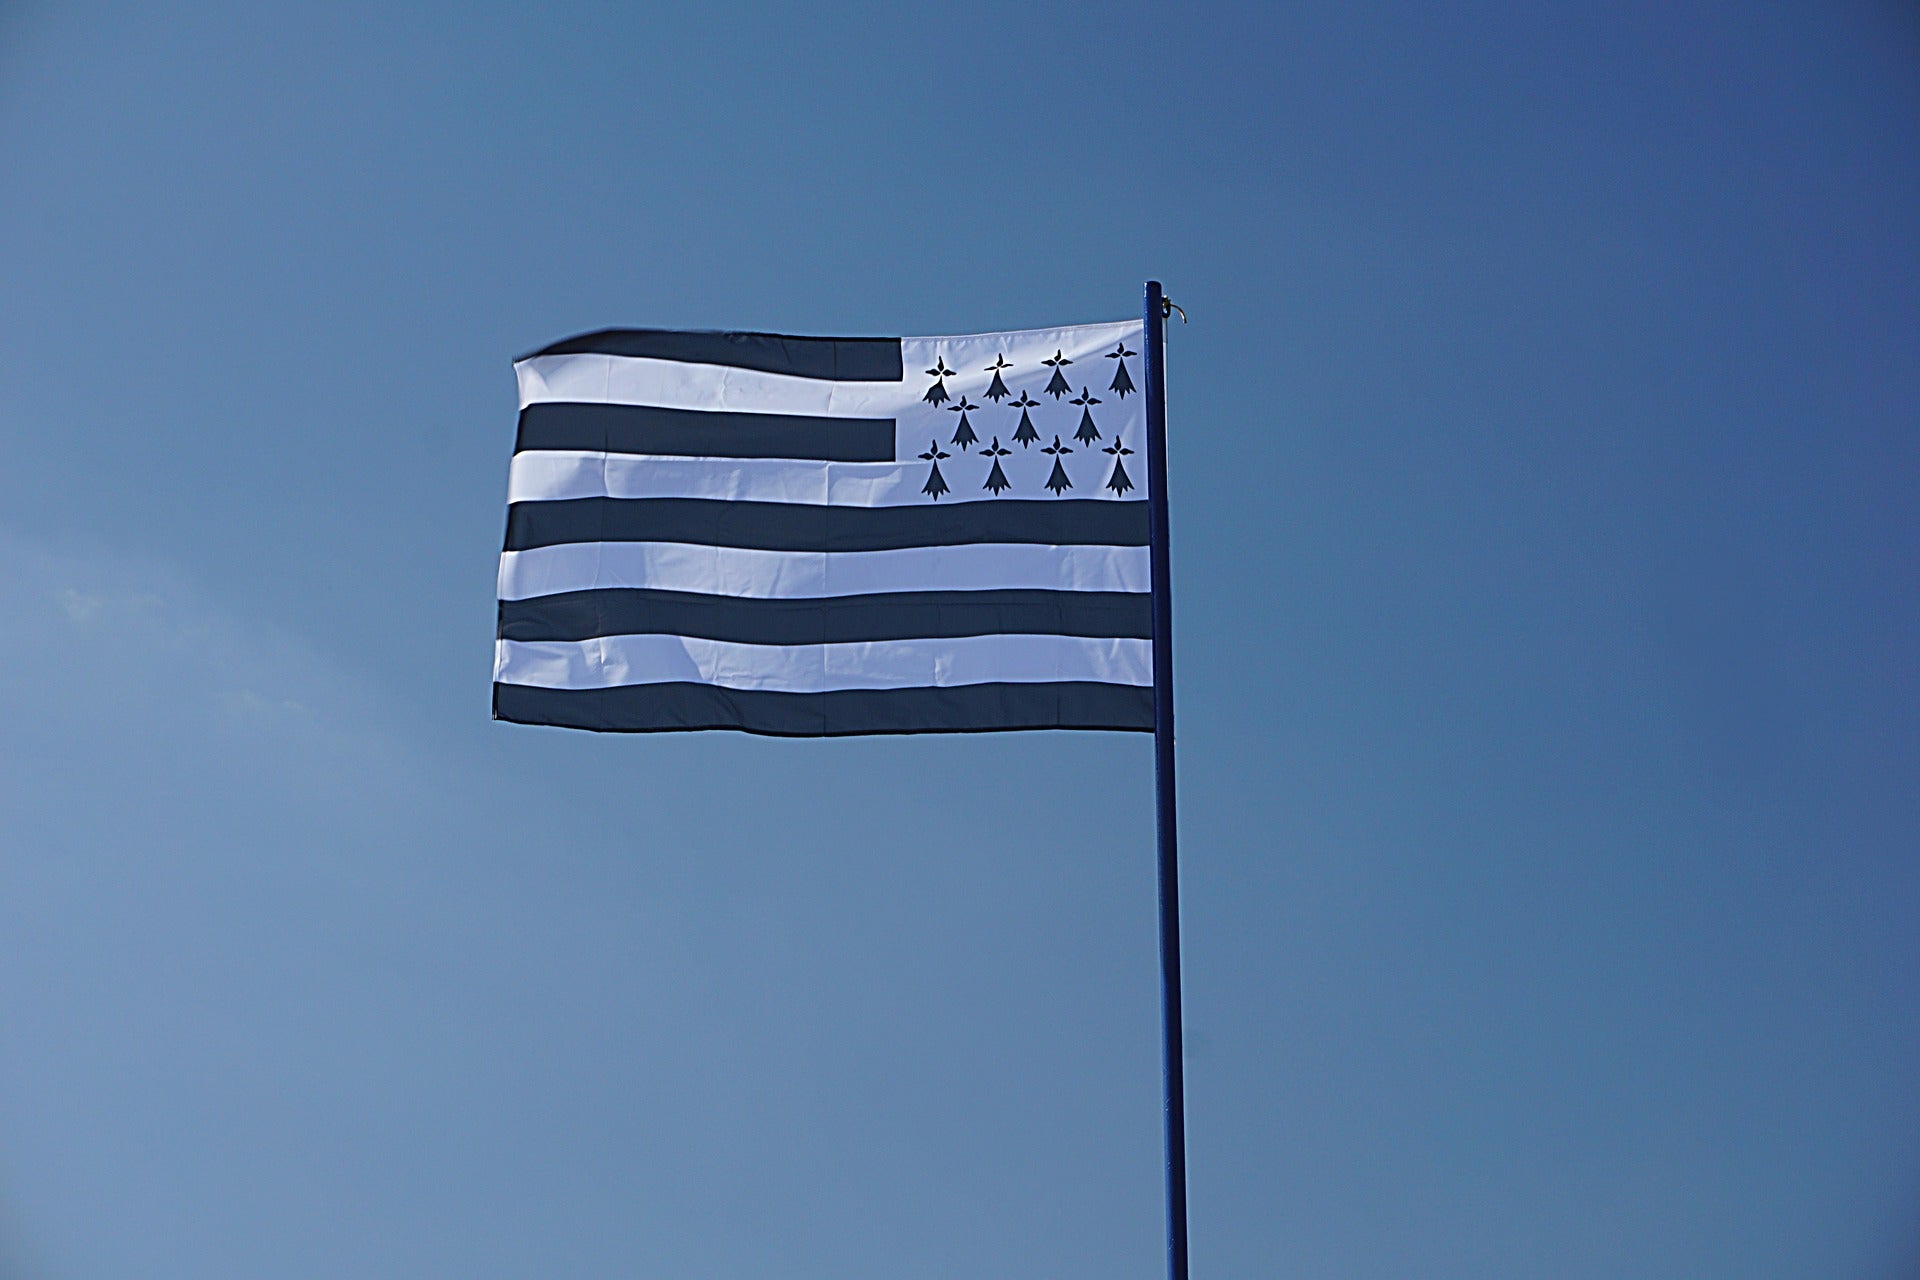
[494,320,1154,736]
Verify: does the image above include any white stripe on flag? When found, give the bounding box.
[494,633,1154,692]
[498,542,1152,601]
[506,451,1147,508]
[514,354,900,417]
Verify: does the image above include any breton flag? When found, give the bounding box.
[494,319,1155,736]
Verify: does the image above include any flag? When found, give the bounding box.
[494,321,1154,736]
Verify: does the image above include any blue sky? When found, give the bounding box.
[1,2,1916,1276]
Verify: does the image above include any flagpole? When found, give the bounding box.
[1142,280,1189,1280]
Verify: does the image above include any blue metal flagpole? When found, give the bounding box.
[1142,280,1189,1280]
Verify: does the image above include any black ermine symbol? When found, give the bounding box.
[1106,342,1137,398]
[947,396,979,450]
[983,354,1013,402]
[923,357,954,406]
[1042,349,1073,399]
[981,438,1012,494]
[919,440,951,499]
[1102,434,1135,496]
[1042,435,1074,494]
[1009,391,1041,448]
[1070,387,1102,446]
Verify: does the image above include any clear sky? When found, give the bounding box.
[1,2,1916,1276]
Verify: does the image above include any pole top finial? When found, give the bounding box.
[1143,281,1184,323]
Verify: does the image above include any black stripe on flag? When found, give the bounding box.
[497,588,1153,645]
[492,680,1154,736]
[503,497,1151,553]
[518,329,904,381]
[517,403,895,462]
